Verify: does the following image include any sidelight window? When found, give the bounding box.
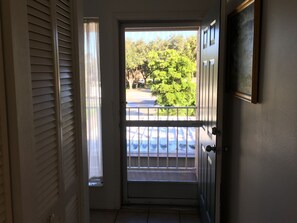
[84,19,103,186]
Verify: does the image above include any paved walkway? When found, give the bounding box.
[126,88,156,107]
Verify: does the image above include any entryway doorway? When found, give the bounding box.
[120,24,202,206]
[119,7,223,221]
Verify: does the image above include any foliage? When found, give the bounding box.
[125,39,148,70]
[125,34,198,89]
[125,39,148,89]
[147,49,196,110]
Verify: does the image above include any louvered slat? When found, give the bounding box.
[35,135,57,151]
[59,52,72,61]
[32,87,55,97]
[32,73,54,81]
[57,14,71,28]
[36,182,59,219]
[27,0,60,221]
[36,165,58,193]
[58,38,72,48]
[60,61,72,68]
[28,15,51,30]
[27,7,50,22]
[33,94,55,104]
[35,142,57,160]
[65,195,79,223]
[31,65,54,73]
[33,100,55,112]
[29,46,53,58]
[32,80,54,89]
[35,121,56,135]
[34,114,55,127]
[57,25,71,37]
[30,56,53,65]
[29,23,52,37]
[62,108,74,119]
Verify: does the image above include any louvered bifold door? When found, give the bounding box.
[27,0,81,222]
[27,0,62,222]
[56,0,80,222]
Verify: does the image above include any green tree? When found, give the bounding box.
[125,34,198,89]
[183,36,198,63]
[148,35,198,70]
[125,39,147,89]
[148,49,196,109]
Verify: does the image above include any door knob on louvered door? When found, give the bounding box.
[49,213,55,223]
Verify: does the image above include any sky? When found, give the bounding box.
[125,30,198,42]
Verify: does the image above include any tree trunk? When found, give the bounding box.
[128,79,133,89]
[126,71,135,89]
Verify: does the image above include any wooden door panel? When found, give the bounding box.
[200,144,216,223]
[208,59,217,139]
[201,61,208,130]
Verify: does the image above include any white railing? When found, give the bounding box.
[126,106,197,170]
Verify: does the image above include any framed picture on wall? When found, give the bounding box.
[227,0,261,103]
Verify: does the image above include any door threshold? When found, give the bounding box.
[128,169,197,182]
[121,204,199,212]
[126,198,198,206]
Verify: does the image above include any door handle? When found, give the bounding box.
[49,213,56,223]
[206,145,216,152]
[206,145,228,153]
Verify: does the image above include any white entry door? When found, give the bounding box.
[198,0,222,222]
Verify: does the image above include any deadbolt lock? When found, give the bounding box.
[211,127,220,135]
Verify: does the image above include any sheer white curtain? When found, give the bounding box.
[84,21,103,184]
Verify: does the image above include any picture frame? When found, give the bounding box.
[227,0,261,103]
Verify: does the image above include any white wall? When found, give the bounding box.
[222,0,297,222]
[84,0,213,209]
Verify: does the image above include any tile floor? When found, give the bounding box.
[90,206,201,223]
